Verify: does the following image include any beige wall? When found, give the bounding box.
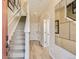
[21,0,27,16]
[29,0,52,41]
[55,0,76,55]
[30,13,44,41]
[30,15,39,40]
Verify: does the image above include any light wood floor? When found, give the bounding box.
[30,40,52,59]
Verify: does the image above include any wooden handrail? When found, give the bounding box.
[8,0,14,7]
[67,16,76,21]
[8,0,21,12]
[8,0,14,12]
[66,17,76,24]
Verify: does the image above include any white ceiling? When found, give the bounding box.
[29,0,50,16]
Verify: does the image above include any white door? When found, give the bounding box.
[44,20,47,47]
[43,19,50,47]
[46,19,50,48]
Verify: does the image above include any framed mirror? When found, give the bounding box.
[67,0,76,21]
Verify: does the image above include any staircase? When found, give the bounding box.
[8,16,26,59]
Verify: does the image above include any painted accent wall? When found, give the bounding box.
[2,0,7,59]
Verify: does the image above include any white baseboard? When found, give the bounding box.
[25,32,30,59]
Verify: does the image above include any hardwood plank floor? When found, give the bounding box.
[30,40,52,59]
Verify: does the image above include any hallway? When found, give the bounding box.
[30,40,51,59]
[6,0,76,59]
[8,16,26,59]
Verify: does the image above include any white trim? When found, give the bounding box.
[25,32,30,59]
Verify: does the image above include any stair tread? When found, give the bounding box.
[13,37,25,40]
[9,52,24,57]
[10,47,25,50]
[10,41,24,43]
[10,45,25,50]
[10,41,25,45]
[13,35,25,38]
[8,57,24,59]
[9,49,25,52]
[11,39,25,41]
